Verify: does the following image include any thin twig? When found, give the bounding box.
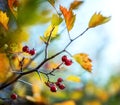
[45,27,55,60]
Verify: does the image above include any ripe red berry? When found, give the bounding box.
[22,45,29,53]
[61,55,67,62]
[29,48,36,55]
[57,78,63,82]
[10,93,17,100]
[50,85,57,92]
[55,81,61,86]
[59,84,65,90]
[64,60,72,66]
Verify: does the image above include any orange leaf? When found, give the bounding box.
[0,10,9,30]
[60,6,76,31]
[8,0,19,17]
[73,53,92,72]
[89,12,111,28]
[69,1,83,10]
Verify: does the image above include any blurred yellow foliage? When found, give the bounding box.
[0,54,10,83]
[66,75,80,82]
[71,91,83,100]
[0,10,9,30]
[44,61,59,70]
[95,88,109,102]
[84,100,101,105]
[54,100,76,105]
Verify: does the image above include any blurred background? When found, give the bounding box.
[0,0,120,105]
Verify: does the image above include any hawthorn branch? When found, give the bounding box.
[0,28,89,90]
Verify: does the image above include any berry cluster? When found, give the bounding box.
[22,45,36,55]
[62,55,72,66]
[45,78,65,92]
[10,93,17,100]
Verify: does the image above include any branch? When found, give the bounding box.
[0,28,89,90]
[45,27,55,60]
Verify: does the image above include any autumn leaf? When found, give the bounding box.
[69,1,83,10]
[40,25,58,43]
[88,12,111,28]
[51,14,63,26]
[73,53,92,72]
[66,75,80,82]
[8,0,19,17]
[0,10,9,30]
[0,54,10,83]
[60,5,76,31]
[44,25,58,38]
[48,0,55,6]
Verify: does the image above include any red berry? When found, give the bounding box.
[50,85,57,92]
[61,55,67,62]
[59,84,65,90]
[64,60,72,66]
[57,78,63,82]
[10,93,17,100]
[29,48,36,55]
[55,81,61,86]
[22,45,29,53]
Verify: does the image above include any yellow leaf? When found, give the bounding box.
[0,10,9,30]
[0,54,10,83]
[48,0,55,6]
[44,25,58,38]
[60,6,76,31]
[8,0,19,17]
[69,1,83,10]
[73,53,92,72]
[88,12,111,28]
[66,75,80,82]
[51,14,63,26]
[54,100,76,105]
[40,36,47,43]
